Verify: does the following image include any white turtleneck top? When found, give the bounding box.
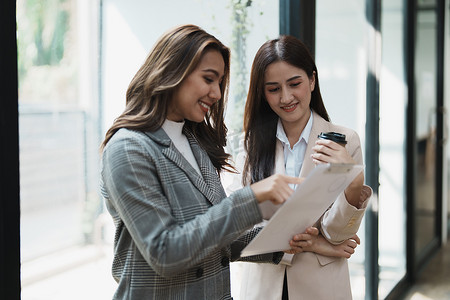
[161,119,202,175]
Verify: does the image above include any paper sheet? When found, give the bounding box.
[241,163,364,257]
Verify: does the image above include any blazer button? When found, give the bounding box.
[196,267,204,278]
[221,257,229,267]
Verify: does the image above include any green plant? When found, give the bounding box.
[17,0,70,83]
[228,0,253,134]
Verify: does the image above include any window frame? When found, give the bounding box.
[0,1,21,299]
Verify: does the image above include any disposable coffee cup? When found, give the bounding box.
[318,132,347,146]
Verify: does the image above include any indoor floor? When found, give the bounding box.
[401,239,450,300]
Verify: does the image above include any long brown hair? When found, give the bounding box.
[100,24,233,173]
[243,35,329,184]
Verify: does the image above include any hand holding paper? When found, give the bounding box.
[285,226,319,254]
[241,163,364,257]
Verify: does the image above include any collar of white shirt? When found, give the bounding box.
[276,110,313,150]
[275,110,314,178]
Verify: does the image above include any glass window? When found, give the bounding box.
[414,0,438,263]
[378,0,407,298]
[445,0,450,242]
[18,1,279,299]
[315,1,368,299]
[17,0,113,299]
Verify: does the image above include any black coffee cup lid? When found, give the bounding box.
[318,132,347,144]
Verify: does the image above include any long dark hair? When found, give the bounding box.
[100,24,233,173]
[243,35,329,184]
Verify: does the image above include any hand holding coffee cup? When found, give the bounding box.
[312,131,353,164]
[315,132,365,208]
[317,132,347,146]
[311,131,355,165]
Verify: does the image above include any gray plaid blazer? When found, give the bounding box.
[100,127,278,300]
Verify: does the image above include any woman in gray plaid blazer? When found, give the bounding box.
[100,24,310,300]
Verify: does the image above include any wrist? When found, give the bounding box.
[344,185,363,208]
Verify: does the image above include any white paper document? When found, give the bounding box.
[241,163,364,257]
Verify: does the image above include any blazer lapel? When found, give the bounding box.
[146,128,218,205]
[259,140,285,219]
[274,140,286,174]
[184,129,223,205]
[300,112,331,178]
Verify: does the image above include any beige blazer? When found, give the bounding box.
[236,111,372,300]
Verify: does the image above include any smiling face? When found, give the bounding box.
[264,60,315,131]
[168,49,225,123]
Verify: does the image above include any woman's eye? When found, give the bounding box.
[268,87,279,93]
[204,77,213,83]
[291,82,301,87]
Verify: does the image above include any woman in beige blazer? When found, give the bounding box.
[236,35,372,300]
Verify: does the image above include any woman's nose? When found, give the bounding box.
[281,88,293,103]
[209,83,221,102]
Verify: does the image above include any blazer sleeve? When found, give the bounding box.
[319,129,373,244]
[320,186,372,244]
[101,132,263,278]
